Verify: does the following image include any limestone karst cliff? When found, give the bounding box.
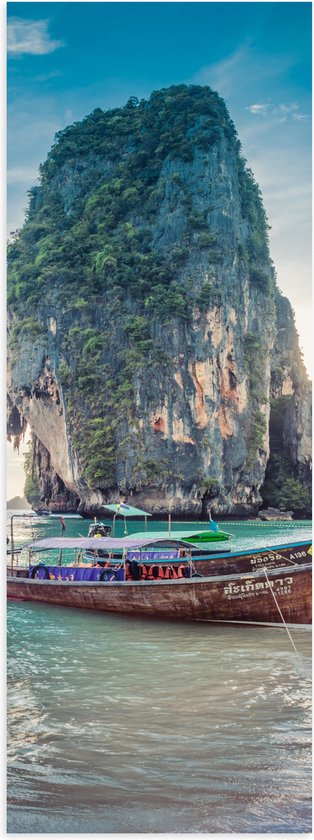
[7,85,312,516]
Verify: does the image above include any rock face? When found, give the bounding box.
[7,496,32,510]
[272,293,311,479]
[258,508,293,522]
[7,85,312,516]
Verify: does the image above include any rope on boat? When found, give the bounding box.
[265,549,298,566]
[171,521,309,526]
[190,558,204,577]
[263,567,301,658]
[218,522,309,528]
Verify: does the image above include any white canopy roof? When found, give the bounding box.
[28,536,193,551]
[102,503,152,517]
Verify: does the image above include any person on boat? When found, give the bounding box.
[88,520,111,538]
[130,560,140,580]
[208,510,219,532]
[125,560,141,581]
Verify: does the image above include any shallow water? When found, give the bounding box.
[7,517,312,833]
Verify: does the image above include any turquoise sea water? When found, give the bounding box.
[7,511,313,556]
[7,516,312,833]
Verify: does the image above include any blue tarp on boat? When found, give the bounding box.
[29,565,124,581]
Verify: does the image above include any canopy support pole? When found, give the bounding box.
[10,515,14,576]
[10,513,34,576]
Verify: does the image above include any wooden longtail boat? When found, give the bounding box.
[94,503,232,541]
[7,537,312,626]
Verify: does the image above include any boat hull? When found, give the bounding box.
[193,541,312,576]
[7,562,311,626]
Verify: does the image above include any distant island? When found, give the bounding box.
[7,496,32,510]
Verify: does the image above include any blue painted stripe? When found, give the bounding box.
[191,541,311,562]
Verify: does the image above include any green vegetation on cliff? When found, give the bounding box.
[8,84,275,495]
[8,85,271,313]
[23,441,41,505]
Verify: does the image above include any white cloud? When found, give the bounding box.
[277,102,298,116]
[7,18,64,56]
[31,70,63,83]
[191,43,297,102]
[276,103,309,122]
[248,103,269,115]
[248,101,309,123]
[192,44,252,99]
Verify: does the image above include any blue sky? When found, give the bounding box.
[6,1,312,496]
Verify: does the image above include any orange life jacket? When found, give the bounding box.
[164,565,178,579]
[177,564,186,578]
[147,564,157,580]
[146,564,164,580]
